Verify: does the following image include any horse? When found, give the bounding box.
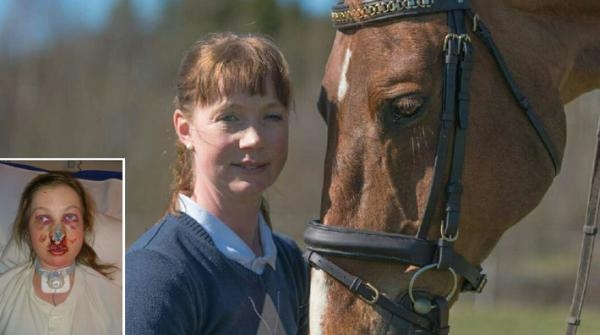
[304,1,600,334]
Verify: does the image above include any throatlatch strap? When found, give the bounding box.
[465,9,561,174]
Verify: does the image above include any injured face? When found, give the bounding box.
[28,185,85,270]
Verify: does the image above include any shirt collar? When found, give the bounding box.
[178,193,277,274]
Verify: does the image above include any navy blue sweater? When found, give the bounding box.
[126,213,309,335]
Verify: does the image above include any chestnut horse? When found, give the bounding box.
[305,0,600,334]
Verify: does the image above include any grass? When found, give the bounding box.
[450,302,600,335]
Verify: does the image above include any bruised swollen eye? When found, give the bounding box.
[63,213,79,224]
[35,215,52,225]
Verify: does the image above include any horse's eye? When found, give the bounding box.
[385,96,424,126]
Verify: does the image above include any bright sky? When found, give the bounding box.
[0,0,335,57]
[288,0,335,15]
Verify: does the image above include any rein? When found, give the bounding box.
[301,0,597,334]
[566,121,600,335]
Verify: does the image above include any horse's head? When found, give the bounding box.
[309,1,568,334]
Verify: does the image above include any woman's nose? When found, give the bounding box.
[51,225,66,244]
[239,125,263,150]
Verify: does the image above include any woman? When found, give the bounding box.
[0,172,121,334]
[126,32,309,334]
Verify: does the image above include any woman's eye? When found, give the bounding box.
[218,114,238,122]
[265,113,283,121]
[35,215,52,225]
[63,214,79,223]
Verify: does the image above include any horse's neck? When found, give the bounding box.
[494,0,600,103]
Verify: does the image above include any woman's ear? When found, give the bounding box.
[173,109,193,149]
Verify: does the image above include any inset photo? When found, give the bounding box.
[0,159,123,334]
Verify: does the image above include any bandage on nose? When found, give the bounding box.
[52,228,65,244]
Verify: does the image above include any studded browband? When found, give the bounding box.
[331,0,470,30]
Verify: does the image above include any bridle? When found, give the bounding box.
[302,0,576,334]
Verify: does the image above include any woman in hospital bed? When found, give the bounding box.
[0,172,121,334]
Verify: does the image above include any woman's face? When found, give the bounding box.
[187,80,289,198]
[28,184,85,269]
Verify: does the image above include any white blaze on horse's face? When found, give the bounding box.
[309,268,329,335]
[337,48,352,102]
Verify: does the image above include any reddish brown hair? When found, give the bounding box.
[168,32,292,225]
[11,172,118,279]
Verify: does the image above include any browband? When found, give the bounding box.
[331,0,471,30]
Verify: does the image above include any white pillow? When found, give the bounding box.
[91,213,123,286]
[0,164,37,251]
[0,163,123,286]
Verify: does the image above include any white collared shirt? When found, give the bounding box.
[178,194,277,274]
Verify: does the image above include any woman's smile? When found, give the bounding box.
[231,160,270,173]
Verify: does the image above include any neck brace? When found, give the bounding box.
[34,259,76,294]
